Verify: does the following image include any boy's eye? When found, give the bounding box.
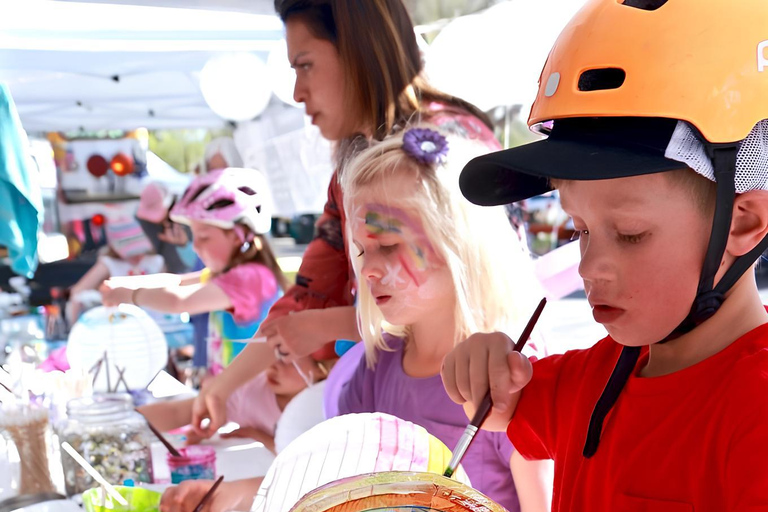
[618,232,647,244]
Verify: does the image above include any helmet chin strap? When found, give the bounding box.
[583,142,768,458]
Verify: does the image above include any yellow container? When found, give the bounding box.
[82,486,161,512]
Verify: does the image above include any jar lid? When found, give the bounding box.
[167,445,216,465]
[65,393,135,422]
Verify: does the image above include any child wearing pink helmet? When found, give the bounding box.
[101,168,288,375]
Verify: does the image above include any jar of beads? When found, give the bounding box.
[57,394,154,496]
[166,446,216,484]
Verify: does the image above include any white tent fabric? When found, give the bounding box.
[0,0,285,132]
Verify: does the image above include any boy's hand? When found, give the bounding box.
[159,480,237,512]
[441,331,533,432]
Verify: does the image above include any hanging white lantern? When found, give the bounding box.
[267,40,301,108]
[200,53,272,122]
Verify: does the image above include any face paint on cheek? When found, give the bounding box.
[397,255,422,287]
[381,261,408,287]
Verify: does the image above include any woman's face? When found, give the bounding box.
[286,18,355,141]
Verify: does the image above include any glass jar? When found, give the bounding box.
[57,394,153,496]
[0,405,56,496]
[167,446,216,484]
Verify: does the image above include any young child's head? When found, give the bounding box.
[170,168,286,285]
[265,355,330,397]
[459,0,768,460]
[341,126,542,365]
[104,217,154,264]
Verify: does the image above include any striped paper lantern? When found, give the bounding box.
[251,413,497,512]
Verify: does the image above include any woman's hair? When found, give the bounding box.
[341,127,543,367]
[274,0,492,141]
[225,232,291,292]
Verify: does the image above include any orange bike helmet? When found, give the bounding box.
[459,0,768,458]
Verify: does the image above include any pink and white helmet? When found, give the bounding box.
[170,168,272,236]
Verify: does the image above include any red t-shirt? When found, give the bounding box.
[509,321,768,511]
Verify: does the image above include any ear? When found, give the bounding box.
[727,190,768,257]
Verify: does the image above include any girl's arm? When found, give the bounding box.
[129,281,232,315]
[190,343,276,437]
[105,270,204,289]
[70,260,111,297]
[510,451,554,512]
[137,398,195,432]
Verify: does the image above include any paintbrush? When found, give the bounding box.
[444,297,547,478]
[192,475,224,512]
[135,409,182,457]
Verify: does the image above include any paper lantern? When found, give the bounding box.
[292,472,509,512]
[66,305,168,392]
[87,155,109,178]
[267,40,301,108]
[110,152,134,176]
[426,0,588,111]
[200,53,272,122]
[252,413,473,512]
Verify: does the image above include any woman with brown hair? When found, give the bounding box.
[193,0,502,434]
[171,2,552,510]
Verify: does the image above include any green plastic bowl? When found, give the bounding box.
[82,486,162,512]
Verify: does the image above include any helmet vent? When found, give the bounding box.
[620,0,668,11]
[239,186,257,196]
[207,199,235,210]
[578,68,626,91]
[185,185,209,205]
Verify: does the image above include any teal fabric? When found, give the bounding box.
[0,84,43,277]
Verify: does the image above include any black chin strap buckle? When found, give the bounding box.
[690,289,725,326]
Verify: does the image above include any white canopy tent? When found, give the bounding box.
[0,0,287,132]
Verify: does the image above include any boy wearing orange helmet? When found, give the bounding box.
[441,0,768,509]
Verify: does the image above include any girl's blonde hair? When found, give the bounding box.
[341,127,544,367]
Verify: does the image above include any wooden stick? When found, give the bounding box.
[61,442,128,506]
[103,351,111,393]
[115,366,130,393]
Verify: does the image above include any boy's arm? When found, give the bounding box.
[510,451,554,512]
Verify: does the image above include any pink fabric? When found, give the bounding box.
[38,346,70,372]
[226,371,282,434]
[212,263,279,324]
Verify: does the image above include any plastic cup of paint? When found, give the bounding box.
[166,446,216,484]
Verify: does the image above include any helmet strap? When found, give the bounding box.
[581,142,768,458]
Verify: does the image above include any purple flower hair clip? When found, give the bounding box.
[402,127,449,165]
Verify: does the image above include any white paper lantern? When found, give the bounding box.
[267,40,301,108]
[426,0,588,111]
[66,304,168,392]
[200,53,273,122]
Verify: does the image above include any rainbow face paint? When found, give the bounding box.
[363,204,435,284]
